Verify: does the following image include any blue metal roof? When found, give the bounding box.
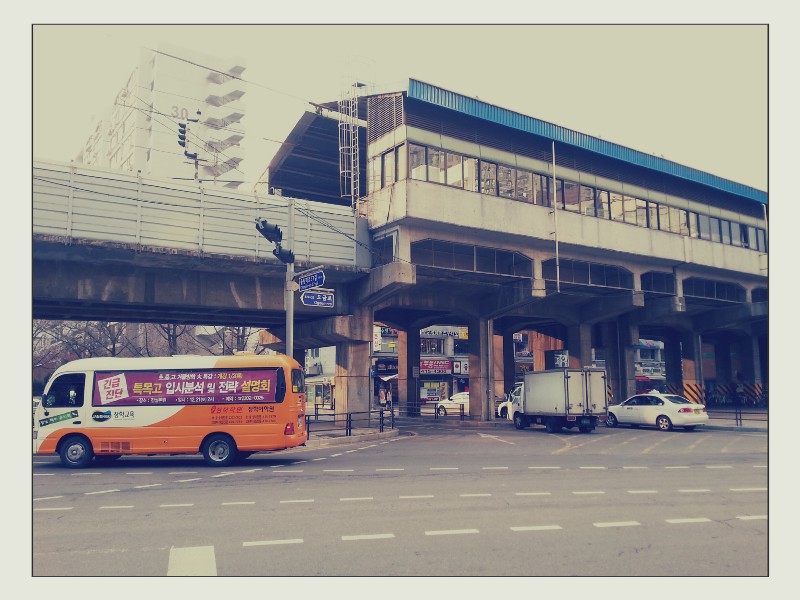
[407,79,767,205]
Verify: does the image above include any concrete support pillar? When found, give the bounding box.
[751,336,764,386]
[567,323,593,368]
[619,316,639,400]
[492,332,505,410]
[468,317,492,421]
[602,317,638,401]
[715,337,734,387]
[334,340,371,414]
[680,330,705,402]
[601,322,621,403]
[663,333,684,391]
[502,333,516,397]
[397,328,421,415]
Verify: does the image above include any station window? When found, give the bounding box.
[498,165,515,198]
[480,161,497,195]
[409,143,426,180]
[580,185,596,216]
[428,148,446,184]
[446,152,463,188]
[516,169,533,202]
[463,157,479,192]
[563,181,581,212]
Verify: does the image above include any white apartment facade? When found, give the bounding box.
[76,44,247,189]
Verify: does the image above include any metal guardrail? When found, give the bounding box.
[305,408,395,436]
[707,408,768,427]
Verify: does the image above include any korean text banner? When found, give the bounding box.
[93,369,279,406]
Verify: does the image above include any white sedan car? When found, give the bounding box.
[606,391,708,431]
[435,392,469,416]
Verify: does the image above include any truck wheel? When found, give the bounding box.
[59,435,94,469]
[579,426,592,433]
[513,413,526,430]
[202,433,237,467]
[545,418,562,434]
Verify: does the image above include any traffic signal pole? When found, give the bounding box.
[285,196,295,358]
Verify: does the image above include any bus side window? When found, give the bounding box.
[44,374,87,408]
[275,368,287,403]
[291,369,305,394]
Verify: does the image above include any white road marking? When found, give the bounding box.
[482,466,508,470]
[273,470,303,473]
[376,468,404,472]
[593,521,640,528]
[324,469,354,473]
[292,460,307,464]
[425,529,479,536]
[85,489,120,495]
[400,495,434,499]
[430,467,458,471]
[664,466,689,469]
[160,504,194,508]
[312,457,327,461]
[730,487,767,492]
[753,465,767,468]
[580,466,607,470]
[515,492,551,496]
[330,453,343,457]
[126,472,153,475]
[679,489,711,493]
[460,493,491,497]
[280,499,314,504]
[167,546,217,576]
[341,533,395,541]
[244,539,303,547]
[211,473,234,478]
[477,433,515,445]
[511,525,562,531]
[222,501,256,506]
[628,490,658,494]
[33,496,63,502]
[177,478,202,483]
[706,465,733,469]
[100,505,134,509]
[345,450,358,453]
[737,515,767,520]
[528,466,560,469]
[666,518,712,524]
[622,466,649,470]
[134,483,162,489]
[168,471,198,475]
[33,507,73,512]
[33,473,54,477]
[71,472,102,476]
[572,491,605,495]
[340,497,373,502]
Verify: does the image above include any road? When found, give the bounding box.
[32,421,768,578]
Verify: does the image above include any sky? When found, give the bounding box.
[31,23,770,190]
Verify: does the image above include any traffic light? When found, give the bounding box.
[273,245,295,264]
[255,218,283,244]
[178,123,188,148]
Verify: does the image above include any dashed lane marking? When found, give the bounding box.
[273,470,303,473]
[85,489,120,495]
[134,484,161,489]
[430,467,458,471]
[168,472,198,475]
[340,497,373,502]
[730,487,767,492]
[159,504,194,508]
[594,521,641,528]
[572,491,605,495]
[33,496,63,502]
[323,469,354,473]
[482,466,508,470]
[400,495,434,499]
[341,533,395,541]
[460,493,491,497]
[425,529,479,536]
[627,490,658,494]
[280,499,314,504]
[177,478,202,483]
[222,502,255,506]
[33,473,54,477]
[679,489,711,493]
[579,466,607,470]
[100,505,133,509]
[737,515,767,520]
[515,492,551,496]
[666,518,712,524]
[376,468,404,472]
[33,507,73,511]
[706,465,733,469]
[71,472,102,476]
[622,466,649,470]
[244,539,303,547]
[664,466,690,469]
[528,466,560,470]
[510,525,562,531]
[167,545,216,576]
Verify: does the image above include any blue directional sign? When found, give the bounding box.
[297,269,325,292]
[300,290,335,308]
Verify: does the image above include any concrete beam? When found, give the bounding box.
[579,291,645,324]
[357,262,416,307]
[479,278,546,320]
[692,301,768,333]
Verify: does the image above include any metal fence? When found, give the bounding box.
[305,408,396,437]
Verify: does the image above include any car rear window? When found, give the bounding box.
[665,395,692,404]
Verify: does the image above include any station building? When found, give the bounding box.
[267,79,768,417]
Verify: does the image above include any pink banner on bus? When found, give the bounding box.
[92,369,279,406]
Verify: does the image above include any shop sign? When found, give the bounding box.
[419,359,452,374]
[420,387,441,403]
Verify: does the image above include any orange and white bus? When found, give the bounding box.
[33,353,307,468]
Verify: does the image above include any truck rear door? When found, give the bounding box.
[566,370,586,416]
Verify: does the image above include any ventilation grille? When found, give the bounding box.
[368,94,404,143]
[99,441,132,453]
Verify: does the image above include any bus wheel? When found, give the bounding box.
[59,435,94,469]
[202,434,237,467]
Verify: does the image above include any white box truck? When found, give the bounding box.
[510,368,608,433]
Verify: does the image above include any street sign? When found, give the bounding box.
[297,269,325,292]
[300,290,334,308]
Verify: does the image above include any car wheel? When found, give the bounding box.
[656,415,673,431]
[59,435,94,469]
[683,426,696,431]
[605,413,618,427]
[545,418,562,434]
[513,413,526,430]
[437,406,447,417]
[202,433,237,467]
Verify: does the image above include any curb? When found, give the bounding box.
[302,428,400,449]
